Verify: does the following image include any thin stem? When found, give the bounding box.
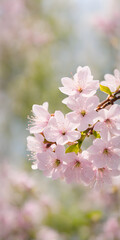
[96,89,120,111]
[87,89,120,135]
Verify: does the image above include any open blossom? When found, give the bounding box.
[93,167,120,189]
[64,95,99,131]
[44,111,81,145]
[27,133,54,154]
[64,152,95,185]
[94,104,120,137]
[27,133,56,170]
[29,102,51,134]
[59,66,99,97]
[27,134,46,154]
[101,69,120,92]
[87,136,120,169]
[37,145,66,179]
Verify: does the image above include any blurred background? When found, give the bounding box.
[0,0,120,239]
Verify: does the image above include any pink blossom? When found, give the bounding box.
[44,111,80,145]
[27,133,54,154]
[27,134,45,154]
[27,133,55,170]
[29,102,51,134]
[87,136,120,169]
[59,66,99,97]
[103,217,120,239]
[94,104,120,138]
[64,152,95,185]
[93,167,120,189]
[64,95,99,131]
[101,69,120,92]
[37,145,66,179]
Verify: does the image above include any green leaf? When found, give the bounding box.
[65,144,79,154]
[100,84,112,95]
[93,130,101,138]
[77,132,86,148]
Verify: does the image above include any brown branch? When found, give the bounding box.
[96,90,120,111]
[86,89,120,136]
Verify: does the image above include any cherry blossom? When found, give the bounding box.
[44,111,81,145]
[94,104,120,138]
[64,152,95,185]
[64,95,99,131]
[93,167,120,189]
[59,66,99,97]
[101,69,120,92]
[29,102,51,134]
[27,133,55,169]
[27,134,45,154]
[37,145,66,179]
[87,136,120,169]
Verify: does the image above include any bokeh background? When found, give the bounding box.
[0,0,120,239]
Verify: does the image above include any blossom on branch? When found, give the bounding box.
[44,111,81,145]
[101,69,120,92]
[27,65,120,189]
[59,66,99,97]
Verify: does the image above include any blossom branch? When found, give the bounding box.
[96,89,120,111]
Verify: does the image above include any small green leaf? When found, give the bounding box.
[100,84,112,95]
[77,132,86,148]
[93,130,101,138]
[65,144,79,154]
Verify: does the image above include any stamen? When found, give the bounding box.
[77,86,83,93]
[81,110,86,117]
[103,148,109,155]
[75,160,81,168]
[104,119,111,126]
[55,159,61,167]
[98,167,105,172]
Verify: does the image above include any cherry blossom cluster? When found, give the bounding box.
[27,66,120,189]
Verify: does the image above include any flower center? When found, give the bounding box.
[104,118,111,126]
[103,148,109,155]
[46,143,51,148]
[77,86,83,93]
[62,131,66,135]
[81,110,86,117]
[75,160,81,168]
[98,167,105,172]
[55,159,61,167]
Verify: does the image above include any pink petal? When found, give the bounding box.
[32,105,49,119]
[55,111,65,124]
